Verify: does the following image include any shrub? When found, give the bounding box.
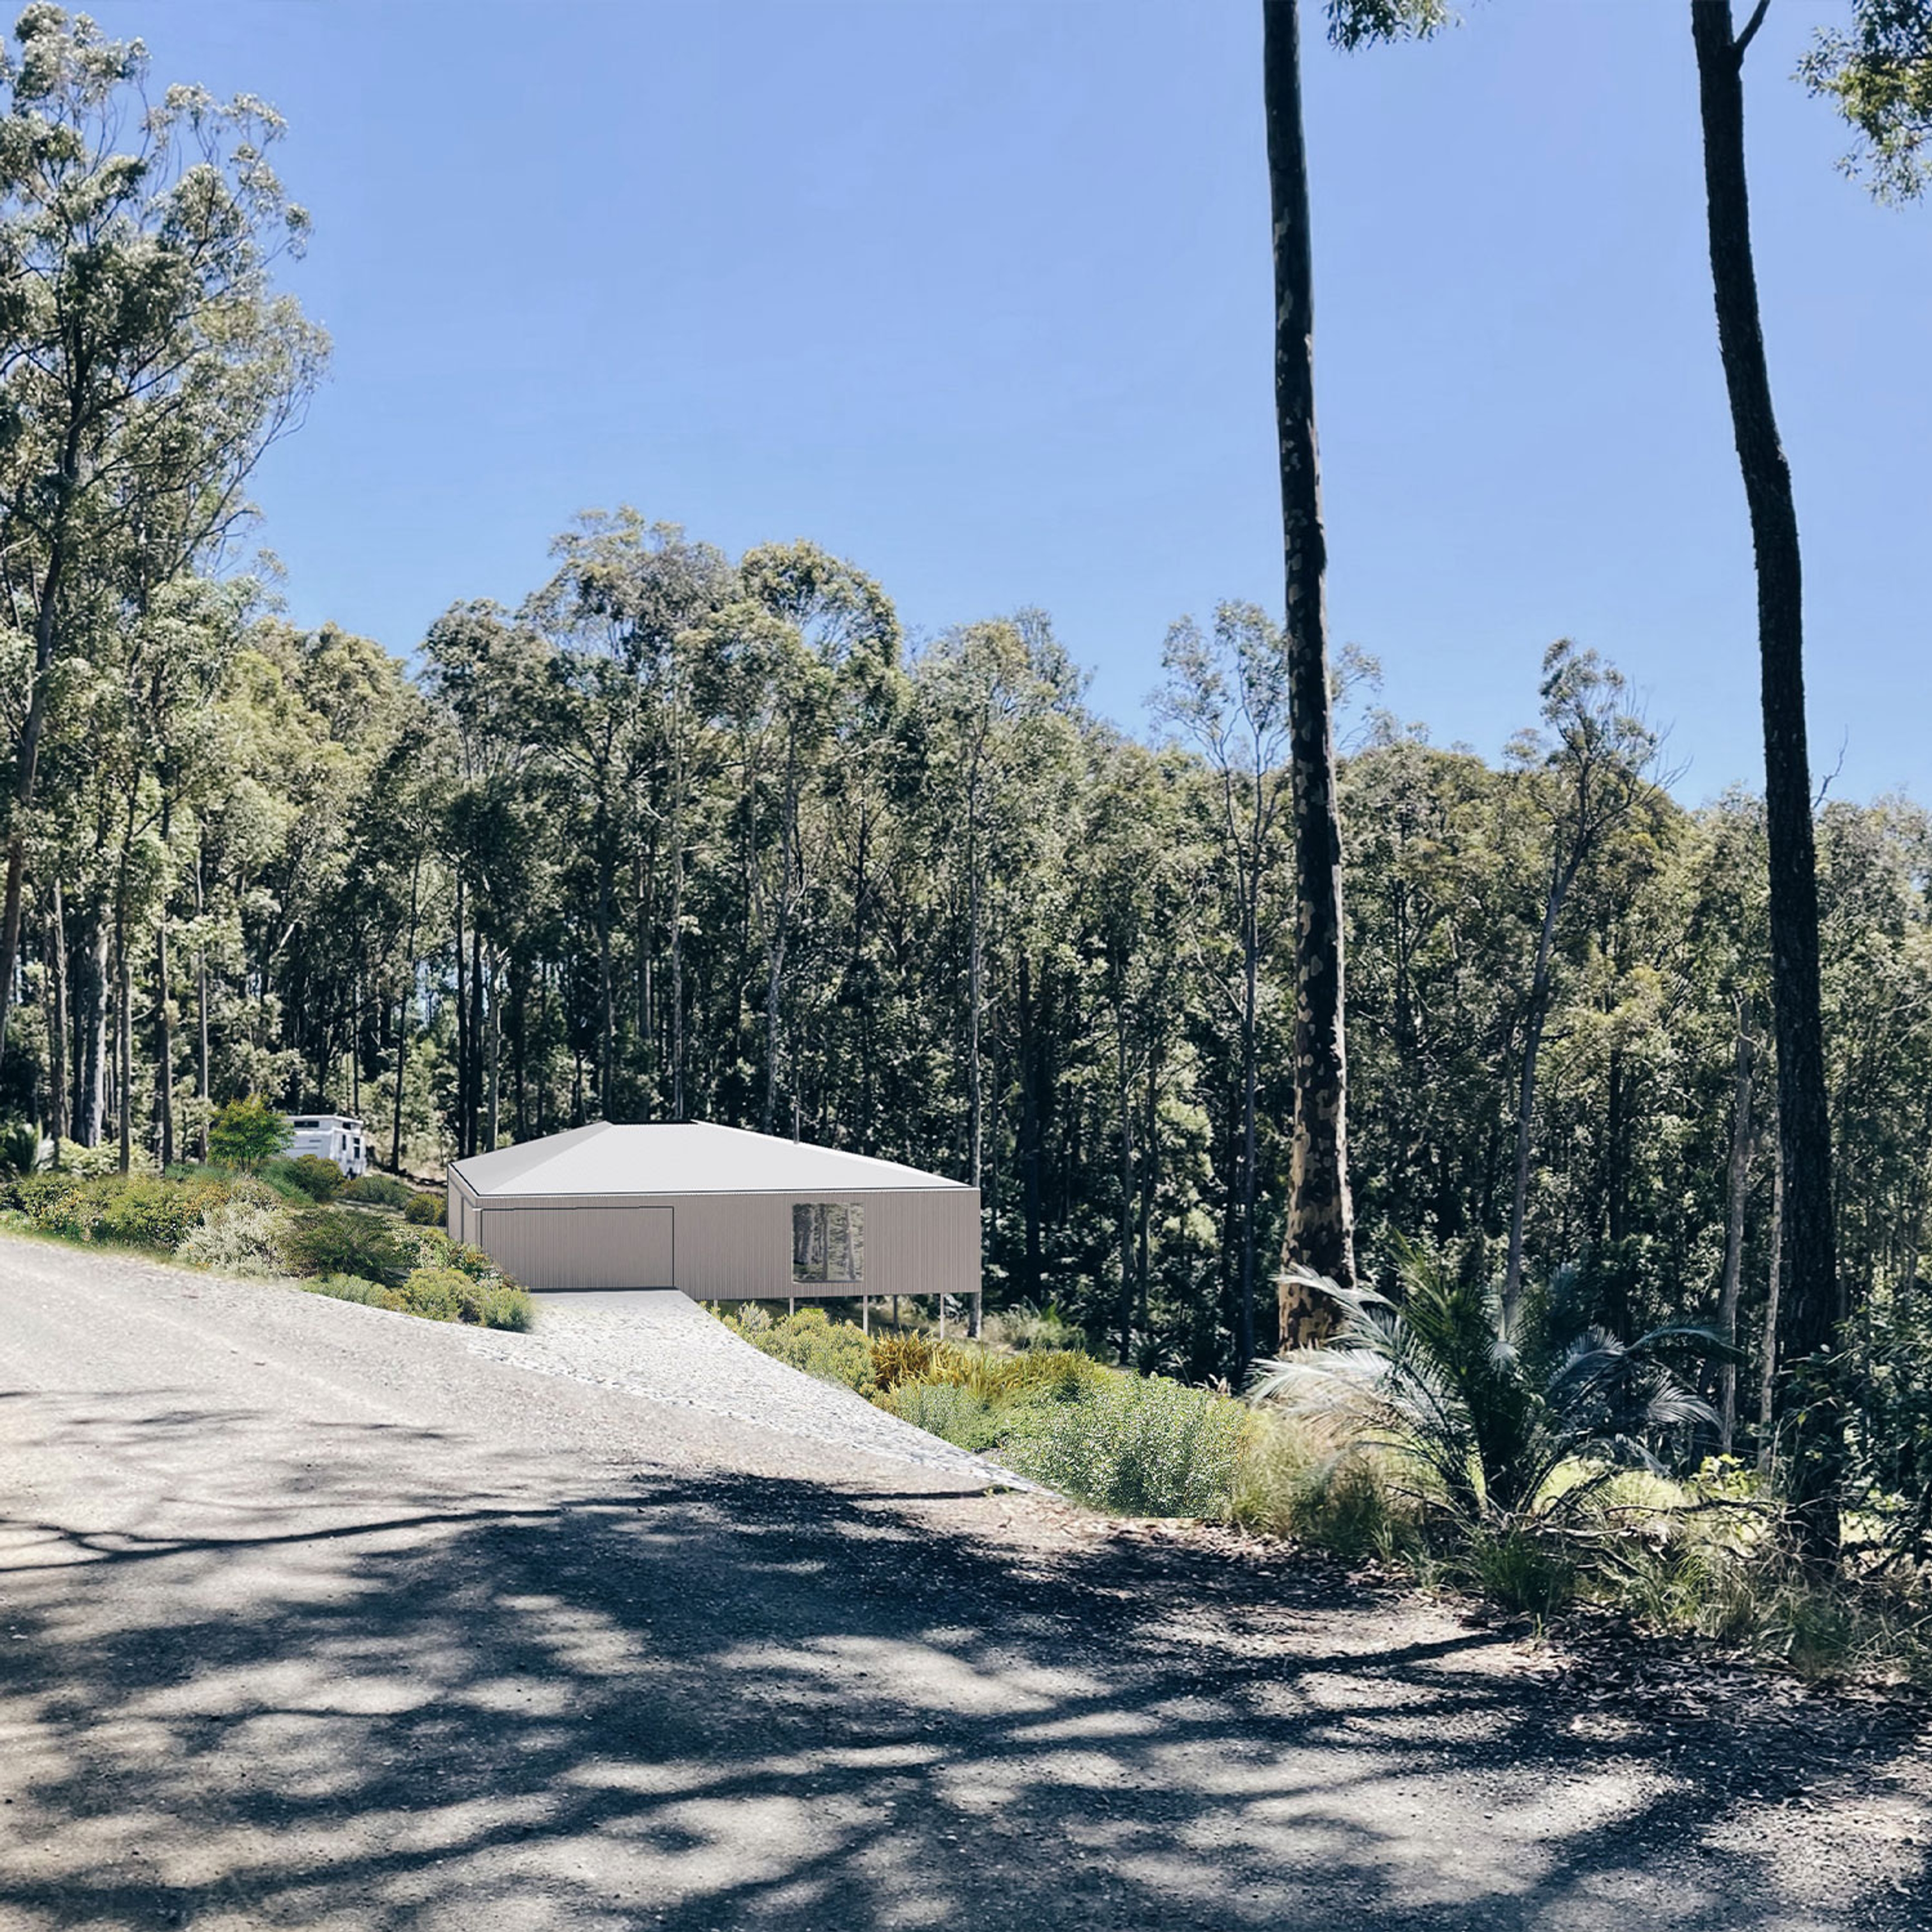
[980,1299,1090,1354]
[871,1330,970,1392]
[271,1155,346,1202]
[403,1189,446,1225]
[0,1119,42,1178]
[728,1307,877,1395]
[175,1198,288,1276]
[302,1273,396,1309]
[879,1379,1004,1453]
[280,1208,413,1287]
[1008,1375,1244,1517]
[1462,1528,1579,1619]
[297,1263,534,1332]
[1233,1412,1415,1562]
[207,1097,292,1173]
[473,1281,535,1331]
[338,1171,415,1208]
[1252,1244,1717,1532]
[92,1176,235,1250]
[949,1348,1101,1405]
[394,1264,470,1322]
[15,1172,89,1236]
[52,1138,118,1177]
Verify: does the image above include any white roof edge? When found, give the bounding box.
[450,1121,971,1197]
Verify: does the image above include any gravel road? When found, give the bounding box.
[0,1233,1925,1931]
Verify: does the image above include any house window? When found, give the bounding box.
[792,1202,865,1284]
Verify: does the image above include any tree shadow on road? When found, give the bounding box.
[0,1393,1925,1931]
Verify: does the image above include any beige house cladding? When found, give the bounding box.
[447,1122,981,1310]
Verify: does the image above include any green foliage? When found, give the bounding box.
[0,1121,42,1177]
[393,1265,470,1322]
[1253,1246,1718,1530]
[978,1300,1090,1354]
[726,1307,877,1396]
[336,1172,415,1208]
[1800,1,1932,206]
[175,1197,288,1276]
[299,1263,534,1331]
[1461,1529,1579,1619]
[207,1099,293,1174]
[89,1176,236,1250]
[403,1190,447,1225]
[280,1208,413,1288]
[1006,1375,1245,1518]
[1,1171,239,1250]
[877,1379,1005,1453]
[869,1330,955,1391]
[272,1154,346,1202]
[1233,1414,1415,1562]
[302,1273,393,1309]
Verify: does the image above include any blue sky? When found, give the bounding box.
[89,1,1931,802]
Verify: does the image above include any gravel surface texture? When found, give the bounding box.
[457,1288,1021,1488]
[1,1232,1926,1931]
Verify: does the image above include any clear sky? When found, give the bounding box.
[86,0,1931,803]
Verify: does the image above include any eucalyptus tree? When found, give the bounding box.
[916,615,1084,1199]
[1156,602,1301,1371]
[524,512,735,1117]
[1259,0,1448,1318]
[1500,642,1661,1325]
[1801,0,1932,203]
[1691,0,1840,1550]
[0,5,324,1071]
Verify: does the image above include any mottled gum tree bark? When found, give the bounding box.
[1692,0,1840,1551]
[1264,0,1356,1346]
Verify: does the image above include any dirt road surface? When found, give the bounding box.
[1,1235,1925,1930]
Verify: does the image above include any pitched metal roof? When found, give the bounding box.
[451,1122,971,1198]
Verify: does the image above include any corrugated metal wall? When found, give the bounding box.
[475,1204,674,1291]
[460,1186,980,1301]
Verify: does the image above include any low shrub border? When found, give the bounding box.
[0,1164,533,1334]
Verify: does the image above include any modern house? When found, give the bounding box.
[446,1122,981,1322]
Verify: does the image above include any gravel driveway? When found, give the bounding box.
[1,1233,1926,1931]
[459,1288,1017,1487]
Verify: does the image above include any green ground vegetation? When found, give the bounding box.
[719,1287,1930,1686]
[0,1162,531,1332]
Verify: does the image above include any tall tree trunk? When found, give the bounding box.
[48,880,67,1149]
[453,873,469,1158]
[469,924,485,1148]
[1019,950,1042,1302]
[194,847,210,1160]
[1116,1000,1136,1364]
[1604,1043,1628,1244]
[392,853,420,1172]
[116,937,132,1176]
[1138,1040,1160,1336]
[670,822,686,1122]
[1503,857,1573,1326]
[1693,0,1839,1553]
[1265,0,1355,1321]
[1757,1120,1785,1474]
[486,938,501,1152]
[1239,916,1259,1371]
[967,810,985,1189]
[0,496,72,1072]
[1718,1008,1755,1452]
[80,914,107,1148]
[155,916,175,1170]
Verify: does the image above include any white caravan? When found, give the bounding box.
[289,1114,371,1178]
